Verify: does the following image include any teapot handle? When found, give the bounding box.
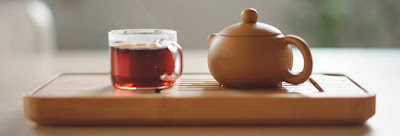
[282,35,313,84]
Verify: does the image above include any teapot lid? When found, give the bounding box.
[219,8,282,36]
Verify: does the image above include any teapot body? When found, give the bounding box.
[208,34,293,88]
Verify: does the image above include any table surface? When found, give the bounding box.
[1,48,399,136]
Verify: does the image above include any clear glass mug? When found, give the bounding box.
[108,29,183,90]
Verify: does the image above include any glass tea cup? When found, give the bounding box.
[108,29,182,90]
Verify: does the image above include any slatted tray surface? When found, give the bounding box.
[23,73,375,125]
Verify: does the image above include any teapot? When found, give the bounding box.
[207,8,313,88]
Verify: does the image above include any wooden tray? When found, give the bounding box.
[23,73,375,125]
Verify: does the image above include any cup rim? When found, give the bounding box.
[109,29,176,35]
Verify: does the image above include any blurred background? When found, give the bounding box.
[1,0,399,53]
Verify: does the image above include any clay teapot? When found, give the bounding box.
[208,8,313,88]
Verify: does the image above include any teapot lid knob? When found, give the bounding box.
[241,8,258,23]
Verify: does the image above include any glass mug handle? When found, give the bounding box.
[156,39,183,82]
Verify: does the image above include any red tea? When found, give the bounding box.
[110,44,176,89]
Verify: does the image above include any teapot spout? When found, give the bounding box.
[208,33,218,46]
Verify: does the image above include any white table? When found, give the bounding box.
[1,48,399,136]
